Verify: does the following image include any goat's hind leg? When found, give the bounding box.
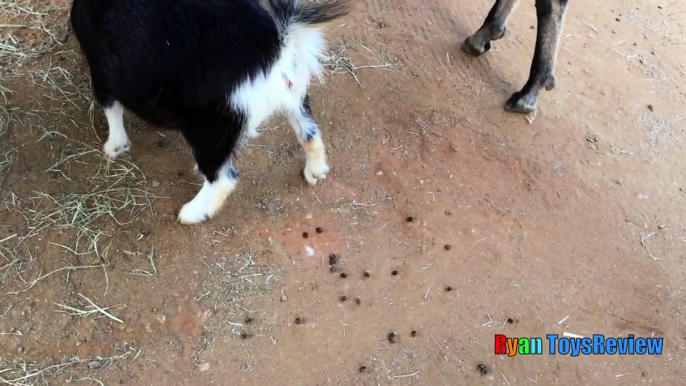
[288,94,330,186]
[505,0,568,114]
[462,0,521,56]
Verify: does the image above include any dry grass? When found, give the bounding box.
[1,7,154,383]
[55,293,124,323]
[8,141,161,257]
[0,149,14,183]
[28,64,93,108]
[0,86,16,183]
[1,0,142,262]
[198,246,281,345]
[323,43,395,88]
[211,247,279,310]
[0,22,160,294]
[325,45,358,76]
[0,350,131,386]
[0,234,25,282]
[0,0,70,69]
[0,132,148,379]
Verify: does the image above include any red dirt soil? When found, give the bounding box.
[0,0,684,385]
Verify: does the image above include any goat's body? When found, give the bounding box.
[70,0,350,224]
[462,0,569,114]
[71,0,279,128]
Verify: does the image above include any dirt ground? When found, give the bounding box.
[1,0,685,385]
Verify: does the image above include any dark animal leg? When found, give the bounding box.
[505,0,568,114]
[462,0,521,56]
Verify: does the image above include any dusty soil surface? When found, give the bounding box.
[1,0,685,385]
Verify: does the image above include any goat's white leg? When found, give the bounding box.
[287,94,329,185]
[103,101,131,158]
[178,160,238,224]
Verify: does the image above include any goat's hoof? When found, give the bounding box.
[461,37,491,57]
[303,160,330,186]
[505,92,537,114]
[178,201,213,225]
[103,140,131,159]
[544,74,556,91]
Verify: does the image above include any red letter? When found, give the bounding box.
[495,334,507,355]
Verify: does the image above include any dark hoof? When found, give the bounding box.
[504,92,537,114]
[544,74,556,91]
[461,37,491,57]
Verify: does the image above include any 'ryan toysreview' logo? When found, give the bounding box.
[495,334,664,356]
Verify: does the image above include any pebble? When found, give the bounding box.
[88,360,103,369]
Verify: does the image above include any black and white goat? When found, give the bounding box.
[70,0,351,224]
[462,0,569,114]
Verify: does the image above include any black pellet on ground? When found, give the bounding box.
[477,363,488,375]
[355,298,361,305]
[329,253,338,265]
[411,330,417,337]
[444,244,451,251]
[391,270,398,276]
[340,272,348,278]
[363,271,371,278]
[295,317,304,325]
[339,296,347,302]
[445,285,453,292]
[316,227,323,233]
[405,216,413,222]
[387,332,397,343]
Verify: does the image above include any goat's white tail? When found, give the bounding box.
[266,0,352,86]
